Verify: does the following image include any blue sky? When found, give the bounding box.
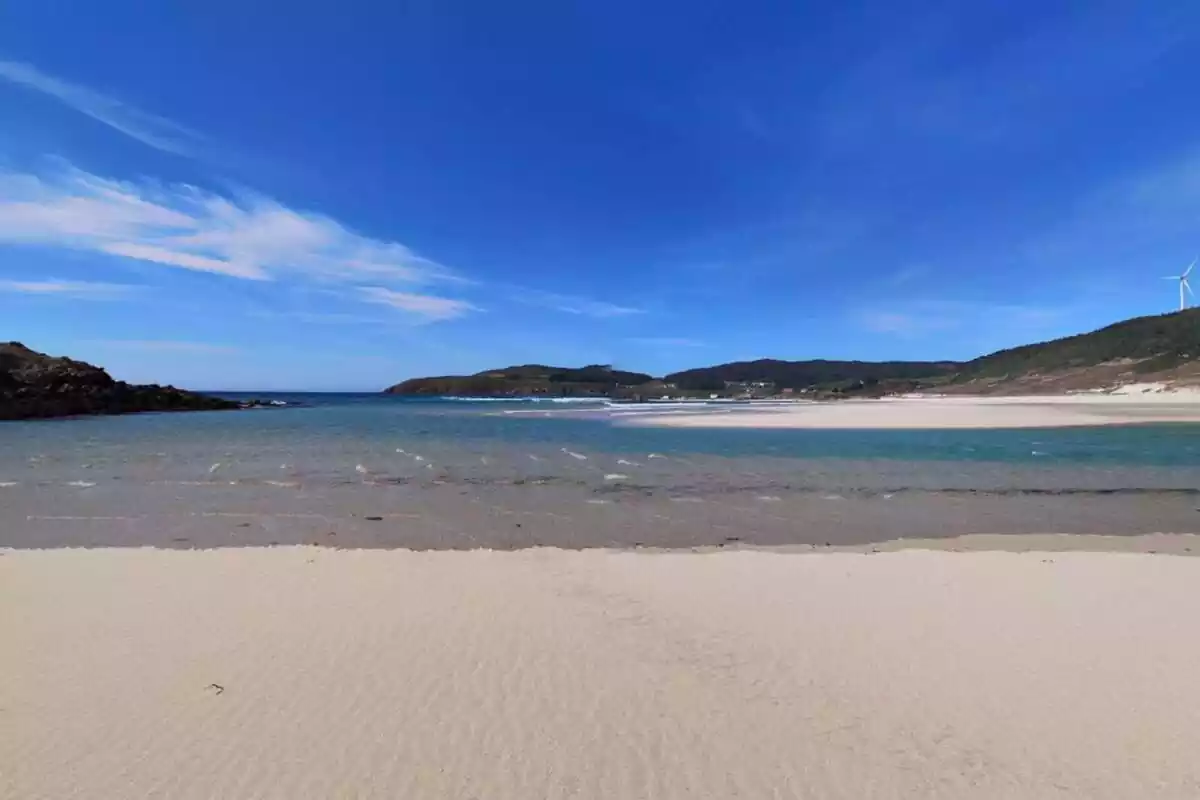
[2,1,1198,390]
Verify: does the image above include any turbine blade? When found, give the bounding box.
[1186,258,1198,278]
[1187,280,1196,298]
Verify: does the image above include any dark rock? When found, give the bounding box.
[0,342,238,421]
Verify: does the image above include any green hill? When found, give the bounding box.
[946,308,1200,393]
[384,364,656,397]
[382,310,1200,399]
[663,359,960,392]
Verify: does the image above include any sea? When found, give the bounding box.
[2,394,1199,549]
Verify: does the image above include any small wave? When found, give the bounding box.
[208,463,222,474]
[355,464,370,474]
[648,453,665,459]
[616,459,641,467]
[756,495,781,502]
[562,448,588,461]
[585,498,612,505]
[265,480,300,488]
[0,481,17,488]
[67,481,96,488]
[604,473,629,481]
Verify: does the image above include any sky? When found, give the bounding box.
[2,1,1199,390]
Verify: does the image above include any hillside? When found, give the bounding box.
[384,364,656,397]
[383,310,1200,399]
[1,342,238,421]
[664,359,961,392]
[947,309,1200,394]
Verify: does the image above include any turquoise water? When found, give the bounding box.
[5,393,1198,467]
[4,394,1200,548]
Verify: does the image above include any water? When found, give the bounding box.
[2,394,1199,549]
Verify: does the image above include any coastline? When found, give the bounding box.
[6,543,1200,798]
[619,392,1200,429]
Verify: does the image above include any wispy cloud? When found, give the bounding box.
[0,278,140,300]
[512,288,643,318]
[0,166,463,290]
[359,286,478,322]
[0,60,202,156]
[92,340,240,354]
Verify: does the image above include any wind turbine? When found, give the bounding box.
[1165,258,1196,311]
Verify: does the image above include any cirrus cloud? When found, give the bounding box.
[0,167,457,285]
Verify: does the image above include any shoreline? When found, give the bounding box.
[619,393,1200,429]
[6,543,1200,798]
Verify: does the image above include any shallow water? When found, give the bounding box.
[2,395,1199,548]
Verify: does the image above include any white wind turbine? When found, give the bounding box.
[1165,258,1196,311]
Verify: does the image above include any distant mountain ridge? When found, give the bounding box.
[384,364,656,398]
[663,359,960,392]
[384,309,1200,397]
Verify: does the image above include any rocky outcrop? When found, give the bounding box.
[0,342,238,421]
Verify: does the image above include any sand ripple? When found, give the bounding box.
[3,547,1199,798]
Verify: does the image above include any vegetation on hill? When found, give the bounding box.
[384,310,1200,398]
[952,309,1200,384]
[385,364,655,397]
[663,359,960,392]
[1,342,238,421]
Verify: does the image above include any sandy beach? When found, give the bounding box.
[5,543,1200,799]
[625,392,1200,429]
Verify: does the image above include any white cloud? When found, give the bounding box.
[92,340,240,354]
[359,286,478,322]
[0,278,139,299]
[0,60,202,155]
[512,288,643,318]
[0,167,460,287]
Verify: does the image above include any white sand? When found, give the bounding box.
[627,393,1200,429]
[4,546,1200,798]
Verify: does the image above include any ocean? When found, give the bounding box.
[2,394,1199,549]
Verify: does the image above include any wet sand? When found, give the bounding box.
[4,480,1200,549]
[5,544,1200,799]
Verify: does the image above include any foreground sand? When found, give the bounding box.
[628,393,1200,429]
[5,545,1200,799]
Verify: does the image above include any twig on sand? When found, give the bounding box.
[207,683,224,695]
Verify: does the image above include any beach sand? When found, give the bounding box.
[627,394,1200,429]
[5,543,1200,798]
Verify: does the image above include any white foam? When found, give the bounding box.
[647,453,665,459]
[66,481,96,488]
[616,459,641,467]
[562,449,588,461]
[585,498,611,505]
[208,463,222,474]
[355,464,370,475]
[604,474,629,481]
[756,495,782,502]
[0,481,18,488]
